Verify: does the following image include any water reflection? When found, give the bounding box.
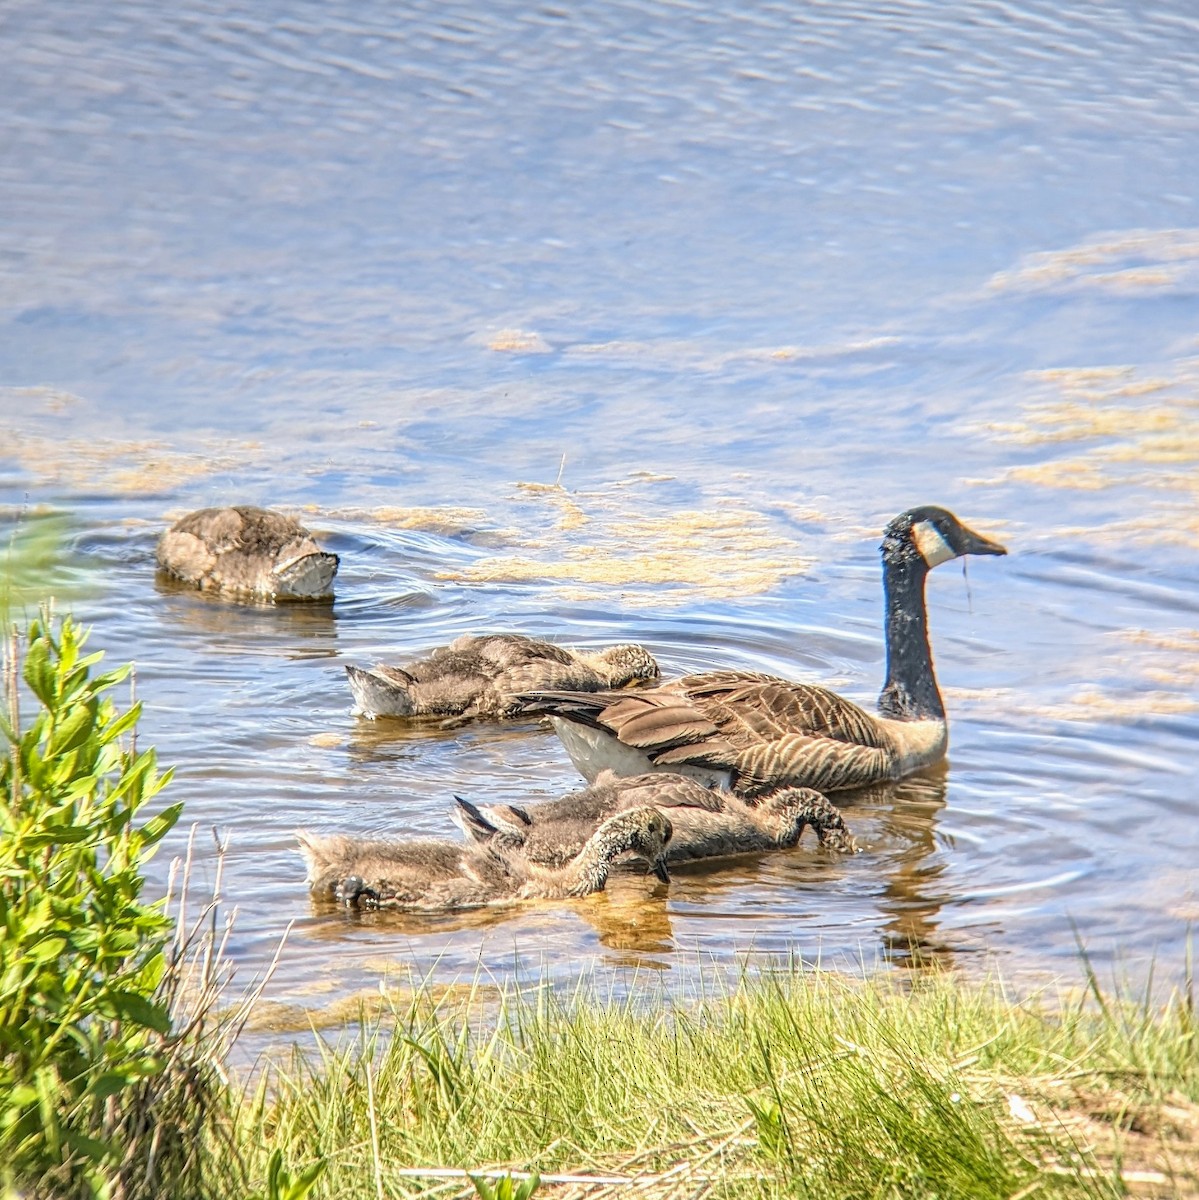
[863,769,958,969]
[305,868,675,961]
[154,575,340,656]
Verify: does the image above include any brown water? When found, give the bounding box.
[3,0,1199,1036]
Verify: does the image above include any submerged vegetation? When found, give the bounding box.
[3,613,1199,1198]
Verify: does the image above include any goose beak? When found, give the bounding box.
[651,857,671,884]
[959,525,1007,557]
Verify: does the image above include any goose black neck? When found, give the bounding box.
[877,556,944,721]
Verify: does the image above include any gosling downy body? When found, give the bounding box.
[295,805,672,911]
[454,769,858,865]
[520,506,1006,797]
[157,506,338,600]
[345,633,659,722]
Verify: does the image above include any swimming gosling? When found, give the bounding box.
[295,805,672,911]
[157,506,338,600]
[454,769,858,866]
[345,632,659,723]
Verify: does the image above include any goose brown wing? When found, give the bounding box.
[678,672,887,749]
[727,732,894,795]
[524,671,894,795]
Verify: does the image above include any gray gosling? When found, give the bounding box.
[295,805,672,911]
[157,506,338,600]
[454,769,859,865]
[520,506,1006,797]
[345,633,659,723]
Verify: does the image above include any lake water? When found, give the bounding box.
[2,0,1198,1036]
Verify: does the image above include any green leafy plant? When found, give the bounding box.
[250,1149,327,1200]
[469,1170,540,1200]
[0,611,180,1197]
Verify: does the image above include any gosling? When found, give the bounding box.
[345,633,659,723]
[454,769,858,865]
[295,805,672,911]
[157,506,338,600]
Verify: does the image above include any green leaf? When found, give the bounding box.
[137,803,182,848]
[20,825,94,849]
[469,1173,539,1200]
[515,1174,541,1200]
[283,1157,328,1200]
[88,664,131,694]
[27,936,68,964]
[61,1127,113,1164]
[47,702,98,759]
[98,990,171,1035]
[22,637,56,707]
[87,1072,132,1100]
[99,703,141,746]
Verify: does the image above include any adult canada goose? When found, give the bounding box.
[157,506,338,600]
[345,633,659,722]
[295,805,672,911]
[453,769,858,865]
[520,506,1006,797]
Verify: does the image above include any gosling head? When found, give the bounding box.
[882,506,1007,571]
[604,806,673,883]
[593,643,662,687]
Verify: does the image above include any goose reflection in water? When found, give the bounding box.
[301,863,676,960]
[155,572,339,658]
[847,767,957,969]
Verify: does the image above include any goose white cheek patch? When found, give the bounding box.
[912,520,956,567]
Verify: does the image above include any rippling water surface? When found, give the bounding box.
[3,0,1199,1038]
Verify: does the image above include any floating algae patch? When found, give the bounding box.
[317,504,507,540]
[1070,623,1199,718]
[1,385,269,494]
[307,732,344,750]
[966,358,1199,545]
[246,979,506,1034]
[987,227,1199,294]
[481,327,553,354]
[514,480,589,531]
[949,626,1199,724]
[440,482,809,603]
[2,428,262,496]
[564,333,902,374]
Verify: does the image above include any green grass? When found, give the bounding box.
[240,965,1199,1199]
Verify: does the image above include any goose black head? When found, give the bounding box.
[882,506,1007,570]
